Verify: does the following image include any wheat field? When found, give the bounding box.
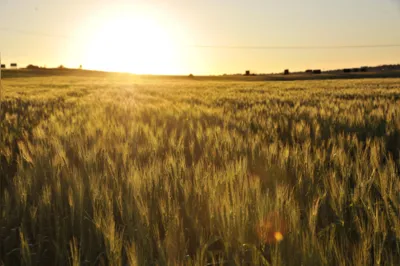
[1,76,400,265]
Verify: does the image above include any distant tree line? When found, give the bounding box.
[23,64,85,70]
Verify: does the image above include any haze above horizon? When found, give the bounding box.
[1,0,400,75]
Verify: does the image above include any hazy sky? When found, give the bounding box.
[1,0,400,74]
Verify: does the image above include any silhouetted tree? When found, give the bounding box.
[26,64,40,69]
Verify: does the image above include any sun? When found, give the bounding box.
[83,14,181,74]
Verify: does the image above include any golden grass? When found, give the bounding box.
[1,76,400,265]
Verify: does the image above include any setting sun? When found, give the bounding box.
[82,12,181,74]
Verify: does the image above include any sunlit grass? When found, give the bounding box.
[1,76,400,265]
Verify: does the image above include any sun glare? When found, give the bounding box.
[83,14,181,74]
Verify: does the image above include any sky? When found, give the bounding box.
[1,0,400,75]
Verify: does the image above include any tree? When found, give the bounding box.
[26,64,40,69]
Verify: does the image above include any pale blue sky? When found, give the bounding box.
[1,0,400,74]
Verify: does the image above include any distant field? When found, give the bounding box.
[2,68,400,81]
[1,76,400,265]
